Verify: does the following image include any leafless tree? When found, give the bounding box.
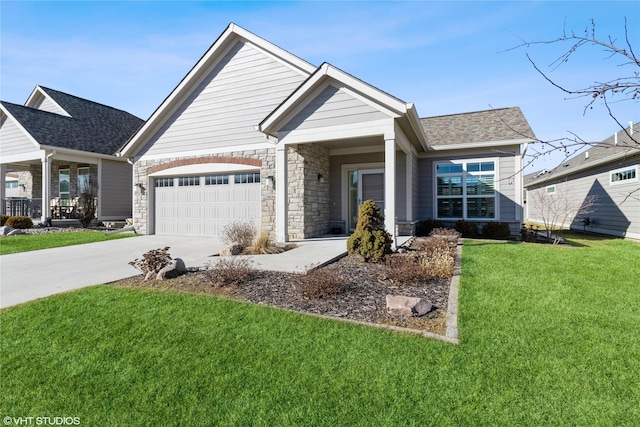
[508,18,639,168]
[531,184,597,244]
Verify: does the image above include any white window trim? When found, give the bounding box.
[545,185,556,195]
[609,165,638,186]
[433,158,500,221]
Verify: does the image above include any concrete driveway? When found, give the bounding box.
[0,234,360,310]
[0,235,223,309]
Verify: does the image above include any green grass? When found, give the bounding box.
[0,231,136,255]
[1,236,639,425]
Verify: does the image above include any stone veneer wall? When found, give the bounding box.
[287,143,330,239]
[133,149,276,236]
[49,162,98,198]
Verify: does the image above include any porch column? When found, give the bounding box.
[275,145,289,243]
[405,151,413,222]
[41,153,52,223]
[384,137,397,249]
[0,164,6,215]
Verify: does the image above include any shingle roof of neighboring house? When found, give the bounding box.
[421,107,535,147]
[524,122,639,188]
[1,87,143,155]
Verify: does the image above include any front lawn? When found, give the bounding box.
[0,231,136,255]
[1,236,638,425]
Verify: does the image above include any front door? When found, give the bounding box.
[348,169,384,231]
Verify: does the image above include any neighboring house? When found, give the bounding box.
[524,122,639,239]
[119,23,535,244]
[1,86,144,224]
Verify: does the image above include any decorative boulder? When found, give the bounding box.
[0,226,14,236]
[7,228,26,236]
[386,295,435,317]
[219,242,243,256]
[156,258,187,280]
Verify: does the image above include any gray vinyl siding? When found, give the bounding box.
[100,159,132,218]
[417,148,521,224]
[141,40,307,157]
[0,115,38,155]
[526,157,639,238]
[281,85,388,132]
[33,96,67,116]
[328,152,383,221]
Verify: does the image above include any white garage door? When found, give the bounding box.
[154,172,261,236]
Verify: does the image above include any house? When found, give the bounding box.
[0,86,144,224]
[119,23,535,244]
[524,122,639,239]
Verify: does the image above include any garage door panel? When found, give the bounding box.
[155,178,260,237]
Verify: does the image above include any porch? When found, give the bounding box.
[2,197,98,221]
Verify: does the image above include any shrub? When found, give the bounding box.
[430,227,461,243]
[299,269,346,299]
[204,257,254,287]
[382,255,429,286]
[244,231,284,255]
[0,215,9,226]
[129,247,172,278]
[415,219,445,237]
[346,200,393,262]
[5,216,33,229]
[420,247,455,279]
[454,220,478,238]
[75,185,97,228]
[482,221,512,240]
[416,234,458,258]
[221,220,257,250]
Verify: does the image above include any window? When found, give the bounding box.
[610,166,638,184]
[178,176,200,186]
[5,182,18,189]
[154,178,174,187]
[59,168,70,205]
[78,167,90,193]
[234,172,260,184]
[205,174,229,185]
[546,185,556,194]
[435,160,496,220]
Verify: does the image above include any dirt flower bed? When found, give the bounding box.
[112,237,457,335]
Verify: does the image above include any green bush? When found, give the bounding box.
[0,215,9,226]
[415,218,445,236]
[346,200,393,262]
[482,221,512,240]
[454,220,478,238]
[5,216,33,229]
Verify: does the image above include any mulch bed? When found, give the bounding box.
[112,238,455,335]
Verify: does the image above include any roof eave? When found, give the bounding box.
[430,138,532,151]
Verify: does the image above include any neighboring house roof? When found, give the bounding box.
[421,107,535,149]
[1,86,143,155]
[524,122,640,188]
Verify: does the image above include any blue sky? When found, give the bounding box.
[1,1,638,172]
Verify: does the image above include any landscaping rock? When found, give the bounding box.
[386,294,435,317]
[220,242,243,256]
[0,226,14,236]
[157,258,187,280]
[7,228,26,236]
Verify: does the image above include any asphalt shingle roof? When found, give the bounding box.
[1,87,143,155]
[421,107,535,147]
[524,122,639,187]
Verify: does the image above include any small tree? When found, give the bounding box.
[346,199,393,262]
[532,184,597,244]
